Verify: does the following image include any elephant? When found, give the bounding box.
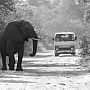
[0,20,38,71]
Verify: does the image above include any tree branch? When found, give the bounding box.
[2,3,14,11]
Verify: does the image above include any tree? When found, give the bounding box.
[0,0,15,11]
[0,0,15,30]
[28,0,51,7]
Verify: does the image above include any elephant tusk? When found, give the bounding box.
[32,38,40,40]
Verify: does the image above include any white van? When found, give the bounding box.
[54,32,77,56]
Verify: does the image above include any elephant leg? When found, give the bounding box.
[7,40,15,70]
[8,54,15,70]
[16,44,24,71]
[1,50,7,70]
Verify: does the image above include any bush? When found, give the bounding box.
[79,36,89,57]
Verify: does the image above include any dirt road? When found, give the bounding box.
[0,50,90,90]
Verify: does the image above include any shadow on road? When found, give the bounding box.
[24,54,53,58]
[23,68,89,76]
[59,54,77,57]
[0,51,89,83]
[0,62,89,83]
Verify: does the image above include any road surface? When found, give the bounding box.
[0,50,90,90]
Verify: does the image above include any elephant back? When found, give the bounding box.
[4,22,24,42]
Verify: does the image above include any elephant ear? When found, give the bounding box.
[18,20,29,41]
[4,22,24,42]
[19,20,38,39]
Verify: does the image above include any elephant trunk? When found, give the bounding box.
[28,25,39,57]
[30,39,38,57]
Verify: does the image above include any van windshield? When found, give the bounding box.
[55,34,74,41]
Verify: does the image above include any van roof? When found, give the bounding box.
[55,32,75,35]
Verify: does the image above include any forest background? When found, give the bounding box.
[0,0,90,55]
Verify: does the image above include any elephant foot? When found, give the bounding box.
[9,67,14,70]
[1,67,7,70]
[8,64,15,70]
[16,68,23,71]
[9,68,14,70]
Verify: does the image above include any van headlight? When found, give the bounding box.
[71,46,75,50]
[55,46,59,51]
[71,48,74,50]
[56,48,58,51]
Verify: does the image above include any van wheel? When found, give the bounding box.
[55,53,59,57]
